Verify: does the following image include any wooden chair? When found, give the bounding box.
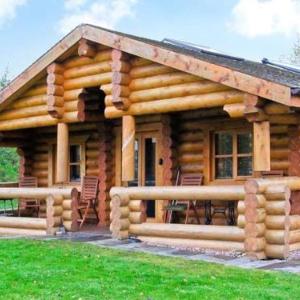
[165,173,204,224]
[18,176,39,217]
[77,176,99,229]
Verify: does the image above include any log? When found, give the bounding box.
[0,187,73,199]
[0,216,47,230]
[23,85,47,97]
[0,227,46,236]
[178,142,203,153]
[270,148,289,159]
[129,200,146,212]
[11,95,47,109]
[105,91,244,118]
[130,64,174,78]
[129,81,230,102]
[223,103,245,118]
[64,61,111,79]
[265,244,289,259]
[122,115,135,181]
[56,123,69,183]
[0,111,78,131]
[129,223,245,242]
[264,103,291,115]
[265,230,289,244]
[265,215,290,230]
[64,73,112,90]
[110,186,245,201]
[0,105,48,121]
[266,201,291,215]
[138,236,244,251]
[78,39,97,57]
[129,212,147,224]
[129,72,202,91]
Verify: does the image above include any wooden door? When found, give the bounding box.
[131,130,163,222]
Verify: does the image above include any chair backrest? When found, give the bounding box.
[180,173,204,186]
[19,176,38,188]
[81,176,99,202]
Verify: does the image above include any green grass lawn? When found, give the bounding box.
[0,240,299,300]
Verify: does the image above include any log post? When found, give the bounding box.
[62,188,79,232]
[46,194,63,235]
[56,123,69,184]
[264,185,291,259]
[110,49,131,110]
[122,115,135,182]
[244,180,267,259]
[110,193,130,239]
[253,121,271,172]
[47,63,64,118]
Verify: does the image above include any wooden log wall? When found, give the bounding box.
[63,45,112,120]
[104,57,244,118]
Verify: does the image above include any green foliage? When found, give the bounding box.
[0,148,19,181]
[0,239,300,299]
[0,69,9,90]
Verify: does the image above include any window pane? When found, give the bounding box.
[215,133,233,155]
[238,133,252,154]
[238,157,252,176]
[70,165,80,181]
[70,145,80,163]
[215,158,233,179]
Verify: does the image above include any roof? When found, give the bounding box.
[1,24,300,110]
[102,27,300,91]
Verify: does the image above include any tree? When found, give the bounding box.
[0,70,18,181]
[280,34,300,65]
[0,68,9,90]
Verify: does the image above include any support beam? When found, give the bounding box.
[122,115,135,182]
[56,123,69,183]
[253,121,271,172]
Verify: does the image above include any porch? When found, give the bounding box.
[110,177,300,259]
[0,186,78,235]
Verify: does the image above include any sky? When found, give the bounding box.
[1,0,300,79]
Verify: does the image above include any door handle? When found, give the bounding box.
[158,158,163,165]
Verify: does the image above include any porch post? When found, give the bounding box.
[253,121,270,172]
[56,122,69,184]
[122,115,135,182]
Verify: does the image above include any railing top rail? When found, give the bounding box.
[110,185,245,201]
[245,177,300,193]
[0,187,76,199]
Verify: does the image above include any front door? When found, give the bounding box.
[130,131,162,222]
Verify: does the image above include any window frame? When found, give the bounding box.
[211,129,253,181]
[68,143,85,183]
[48,135,88,186]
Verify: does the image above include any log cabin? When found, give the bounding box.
[1,24,300,259]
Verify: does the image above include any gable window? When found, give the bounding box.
[213,131,252,180]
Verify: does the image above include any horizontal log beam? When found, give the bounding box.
[110,186,245,201]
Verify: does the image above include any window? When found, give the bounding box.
[213,131,252,180]
[69,144,81,182]
[51,142,86,184]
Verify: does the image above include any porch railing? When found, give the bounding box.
[110,178,300,259]
[110,185,245,251]
[0,187,79,235]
